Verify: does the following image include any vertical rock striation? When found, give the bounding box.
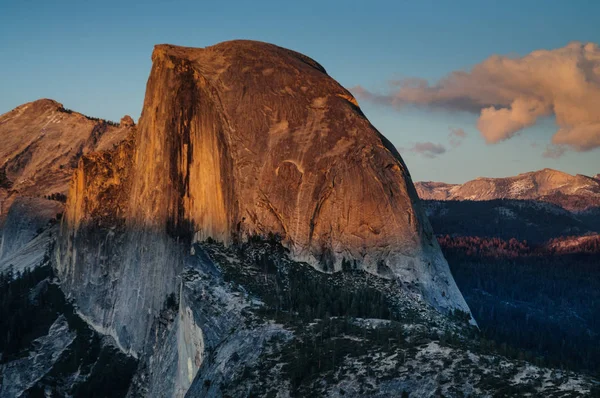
[56,40,471,355]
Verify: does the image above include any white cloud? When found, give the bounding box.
[354,42,600,152]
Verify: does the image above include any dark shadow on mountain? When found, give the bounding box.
[0,261,137,397]
[422,199,600,243]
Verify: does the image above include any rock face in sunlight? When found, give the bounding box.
[135,41,459,282]
[55,40,471,356]
[0,99,134,225]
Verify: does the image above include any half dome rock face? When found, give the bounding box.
[56,40,471,353]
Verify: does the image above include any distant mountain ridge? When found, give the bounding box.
[416,168,600,211]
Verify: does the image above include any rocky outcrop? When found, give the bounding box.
[416,168,600,211]
[0,316,76,397]
[0,99,134,227]
[55,40,471,356]
[0,225,57,275]
[0,196,62,276]
[0,99,131,226]
[0,197,62,262]
[120,115,136,127]
[0,99,132,276]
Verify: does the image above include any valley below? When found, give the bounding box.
[418,171,600,393]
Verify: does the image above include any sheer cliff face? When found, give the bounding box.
[139,41,439,272]
[56,136,184,354]
[56,40,471,353]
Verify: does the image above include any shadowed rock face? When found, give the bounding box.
[0,197,62,262]
[56,40,471,353]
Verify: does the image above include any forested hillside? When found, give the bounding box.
[441,235,600,376]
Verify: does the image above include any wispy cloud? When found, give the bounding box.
[353,42,600,153]
[542,145,567,159]
[400,142,447,158]
[449,127,467,147]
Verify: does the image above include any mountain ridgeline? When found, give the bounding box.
[417,169,600,243]
[416,168,600,211]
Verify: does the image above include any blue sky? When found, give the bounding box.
[1,0,599,183]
